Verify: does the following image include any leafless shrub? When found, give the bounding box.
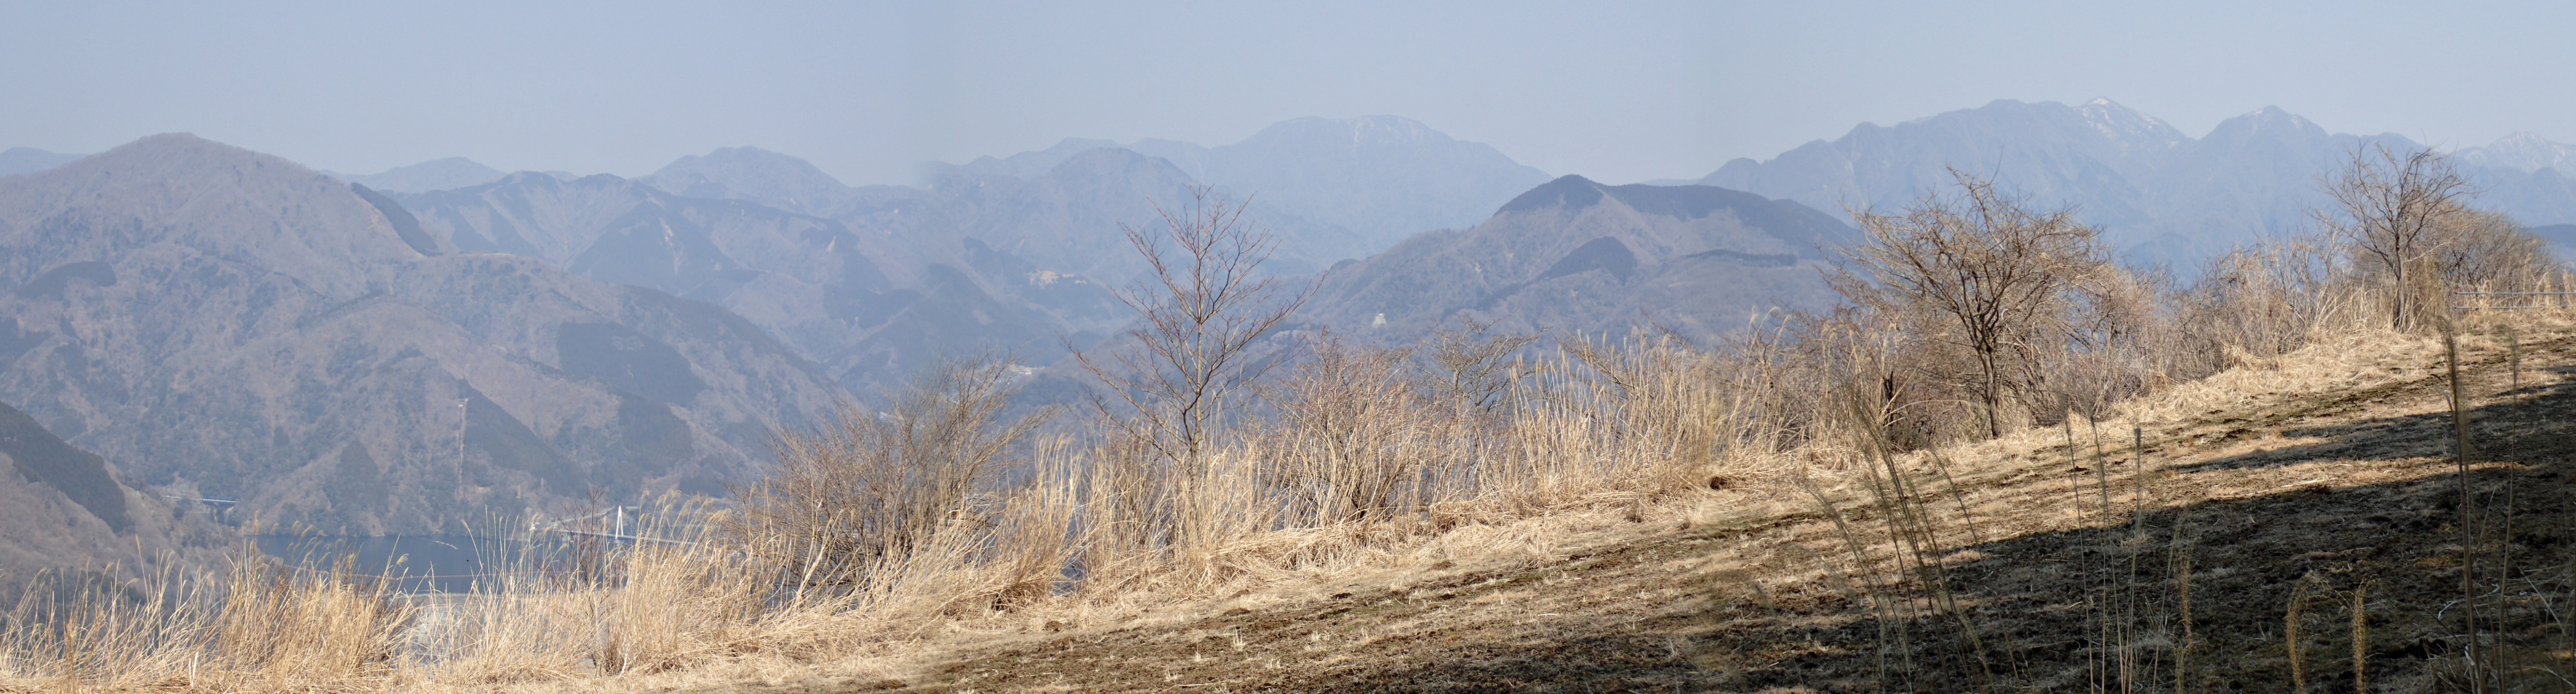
[2312,145,2557,327]
[2172,235,2348,375]
[730,356,1049,585]
[1422,318,1541,418]
[1266,331,1433,524]
[1833,170,2113,439]
[2044,263,2172,423]
[2429,208,2557,295]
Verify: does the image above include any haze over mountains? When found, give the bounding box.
[1695,98,2576,265]
[0,148,86,178]
[928,115,1553,251]
[0,135,845,539]
[1307,176,1854,344]
[7,103,2576,579]
[383,116,1553,395]
[327,157,512,193]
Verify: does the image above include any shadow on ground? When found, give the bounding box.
[879,365,2576,693]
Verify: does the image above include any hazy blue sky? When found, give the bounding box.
[5,1,2572,185]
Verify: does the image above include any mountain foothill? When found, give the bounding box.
[4,104,2575,582]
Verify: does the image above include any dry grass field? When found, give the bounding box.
[653,318,2576,692]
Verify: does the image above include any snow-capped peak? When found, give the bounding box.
[2458,131,2576,173]
[2076,97,2186,151]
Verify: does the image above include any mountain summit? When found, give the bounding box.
[2073,98,2189,154]
[332,157,508,192]
[2459,131,2576,174]
[642,146,861,217]
[1130,115,1552,248]
[1306,175,1852,343]
[932,116,1551,255]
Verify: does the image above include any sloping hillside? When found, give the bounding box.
[833,321,2576,691]
[1306,175,1854,344]
[395,150,1179,392]
[0,399,227,605]
[0,135,848,535]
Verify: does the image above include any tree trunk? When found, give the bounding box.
[1980,349,2003,439]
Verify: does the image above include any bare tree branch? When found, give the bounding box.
[1071,185,1321,469]
[1831,169,2110,439]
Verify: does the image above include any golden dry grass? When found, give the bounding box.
[7,296,2572,691]
[826,311,2576,691]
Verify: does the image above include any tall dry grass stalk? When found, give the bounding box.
[2352,581,2369,694]
[2288,572,2318,694]
[1064,325,1795,599]
[1,548,410,692]
[2171,508,2195,694]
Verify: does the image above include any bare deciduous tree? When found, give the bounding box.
[1074,185,1318,468]
[1832,171,2110,439]
[2315,144,2475,329]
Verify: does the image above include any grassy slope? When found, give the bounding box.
[670,321,2576,693]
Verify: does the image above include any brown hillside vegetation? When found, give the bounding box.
[7,313,2530,693]
[685,319,2573,692]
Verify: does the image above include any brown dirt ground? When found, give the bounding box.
[718,327,2576,692]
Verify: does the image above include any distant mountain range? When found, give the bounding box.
[1304,175,1853,344]
[381,120,1558,395]
[638,146,898,218]
[0,147,85,178]
[9,105,2576,562]
[328,157,513,193]
[926,115,1553,253]
[2459,132,2576,174]
[394,148,1211,394]
[0,135,845,536]
[1694,98,2576,266]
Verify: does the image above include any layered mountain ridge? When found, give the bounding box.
[330,157,511,193]
[1697,98,2576,265]
[1304,175,1854,344]
[0,147,86,178]
[0,134,846,536]
[929,115,1553,252]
